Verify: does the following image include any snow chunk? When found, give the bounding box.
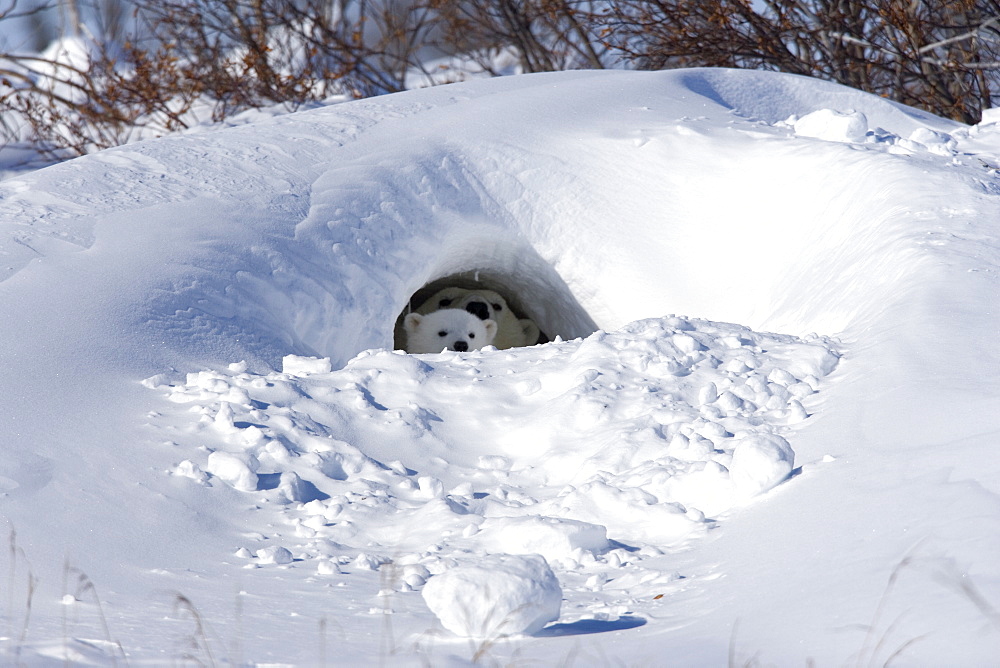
[729,433,795,498]
[479,515,609,565]
[171,459,209,485]
[276,471,313,504]
[317,559,341,575]
[256,545,294,565]
[907,127,957,156]
[794,109,868,143]
[552,480,703,546]
[422,554,561,638]
[353,553,385,571]
[282,355,333,376]
[206,451,259,492]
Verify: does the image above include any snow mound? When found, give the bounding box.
[6,66,1000,665]
[729,433,795,498]
[206,450,259,492]
[793,109,869,143]
[143,315,838,591]
[256,545,294,565]
[422,553,562,638]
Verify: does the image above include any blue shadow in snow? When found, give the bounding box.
[535,615,646,638]
[256,473,329,502]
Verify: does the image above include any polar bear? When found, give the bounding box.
[403,308,498,354]
[416,287,540,350]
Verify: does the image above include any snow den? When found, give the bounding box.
[6,67,1000,665]
[393,262,598,352]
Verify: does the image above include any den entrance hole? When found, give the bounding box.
[393,269,598,353]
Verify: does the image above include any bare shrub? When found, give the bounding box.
[595,1,1000,124]
[4,0,1000,163]
[0,37,202,159]
[0,0,450,158]
[434,0,608,74]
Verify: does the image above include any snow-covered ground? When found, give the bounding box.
[2,67,1000,665]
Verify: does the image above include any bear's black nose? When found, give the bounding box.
[453,341,469,352]
[465,301,490,320]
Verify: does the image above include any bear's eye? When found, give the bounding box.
[437,330,447,337]
[469,332,476,339]
[492,303,503,311]
[439,299,452,307]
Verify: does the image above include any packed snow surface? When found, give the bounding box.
[2,68,1000,665]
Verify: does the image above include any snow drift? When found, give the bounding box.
[2,67,1000,665]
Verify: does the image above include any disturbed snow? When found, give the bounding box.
[143,317,837,577]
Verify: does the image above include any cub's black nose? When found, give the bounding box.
[453,341,469,352]
[465,301,490,320]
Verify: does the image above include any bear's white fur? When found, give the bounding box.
[416,287,540,350]
[404,308,498,354]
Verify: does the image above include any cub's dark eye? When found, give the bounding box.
[439,299,452,307]
[491,303,503,311]
[469,332,476,339]
[437,331,447,337]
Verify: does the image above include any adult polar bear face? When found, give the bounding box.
[403,309,498,354]
[417,287,540,350]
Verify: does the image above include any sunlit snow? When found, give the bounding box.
[1,68,1000,666]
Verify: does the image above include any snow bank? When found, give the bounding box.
[0,68,976,377]
[3,66,1000,666]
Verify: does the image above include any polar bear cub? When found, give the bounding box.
[416,287,540,350]
[403,308,498,354]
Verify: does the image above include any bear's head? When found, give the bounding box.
[403,308,498,354]
[423,286,508,323]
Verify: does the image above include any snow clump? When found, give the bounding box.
[256,545,295,565]
[793,109,869,143]
[478,515,610,567]
[729,433,796,498]
[205,451,259,492]
[421,553,562,638]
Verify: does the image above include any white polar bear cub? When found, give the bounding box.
[416,287,540,350]
[404,309,498,354]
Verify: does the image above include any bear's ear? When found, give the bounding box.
[520,318,540,346]
[483,319,498,342]
[403,312,423,333]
